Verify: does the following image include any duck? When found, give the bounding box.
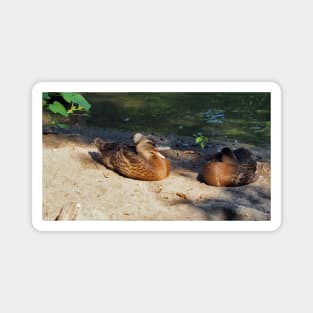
[94,133,171,181]
[202,147,257,187]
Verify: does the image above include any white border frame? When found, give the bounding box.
[32,82,281,231]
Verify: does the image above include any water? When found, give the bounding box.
[82,92,270,148]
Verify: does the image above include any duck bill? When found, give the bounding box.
[156,145,171,151]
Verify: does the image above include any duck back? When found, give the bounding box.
[95,137,170,181]
[203,147,257,187]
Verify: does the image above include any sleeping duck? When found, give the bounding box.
[94,133,171,181]
[202,147,257,187]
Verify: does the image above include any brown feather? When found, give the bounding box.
[203,147,257,187]
[94,135,170,181]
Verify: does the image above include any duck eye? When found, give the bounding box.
[147,140,155,147]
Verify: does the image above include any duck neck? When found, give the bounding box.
[138,149,154,160]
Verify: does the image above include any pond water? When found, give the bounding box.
[82,92,270,148]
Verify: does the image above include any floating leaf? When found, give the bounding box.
[48,101,69,117]
[61,93,91,111]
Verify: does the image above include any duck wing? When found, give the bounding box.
[110,145,151,178]
[232,148,257,185]
[95,137,136,170]
[94,137,121,153]
[94,139,143,174]
[94,137,169,180]
[234,164,257,185]
[234,148,256,165]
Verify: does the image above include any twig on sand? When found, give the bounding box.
[55,202,80,220]
[176,192,188,200]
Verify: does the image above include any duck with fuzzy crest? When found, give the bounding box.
[94,133,171,181]
[202,147,257,187]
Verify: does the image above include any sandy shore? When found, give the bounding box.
[43,128,271,221]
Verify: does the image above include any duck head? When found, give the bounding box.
[220,147,237,164]
[133,133,166,160]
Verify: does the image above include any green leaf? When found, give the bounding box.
[195,136,202,144]
[195,135,208,149]
[61,93,91,111]
[48,101,69,117]
[43,93,51,100]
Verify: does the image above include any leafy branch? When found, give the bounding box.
[195,135,209,150]
[43,92,91,128]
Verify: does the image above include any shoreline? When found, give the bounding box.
[43,125,271,161]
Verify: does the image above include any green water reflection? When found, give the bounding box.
[82,92,270,148]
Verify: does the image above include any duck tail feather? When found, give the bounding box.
[94,137,116,153]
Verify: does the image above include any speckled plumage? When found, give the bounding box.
[94,133,171,181]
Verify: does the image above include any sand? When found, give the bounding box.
[42,129,271,221]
